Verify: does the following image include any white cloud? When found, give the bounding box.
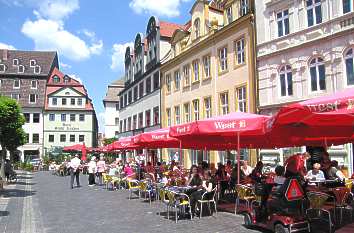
[21,19,103,61]
[36,0,79,21]
[110,42,133,71]
[0,42,16,50]
[60,62,71,69]
[129,0,191,17]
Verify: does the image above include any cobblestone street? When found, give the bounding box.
[0,172,261,233]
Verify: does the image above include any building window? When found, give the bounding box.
[13,79,20,89]
[25,134,29,144]
[166,108,171,127]
[30,59,36,67]
[204,97,212,119]
[115,117,119,126]
[70,114,75,122]
[310,57,326,91]
[235,38,245,65]
[124,94,127,106]
[133,86,138,101]
[32,134,39,144]
[116,103,120,111]
[153,72,159,90]
[203,55,211,79]
[219,47,228,72]
[220,92,229,115]
[277,9,290,38]
[183,65,191,86]
[53,76,60,83]
[174,105,181,125]
[13,59,19,66]
[60,134,66,142]
[236,86,247,112]
[174,70,181,91]
[24,113,30,123]
[34,65,41,74]
[18,65,25,73]
[49,135,54,143]
[64,76,70,83]
[29,94,37,104]
[194,18,200,39]
[52,98,57,106]
[279,65,293,96]
[61,114,66,122]
[127,117,132,131]
[120,120,123,132]
[31,80,37,89]
[226,7,233,24]
[193,60,200,82]
[62,98,67,105]
[128,90,132,104]
[79,114,85,122]
[70,135,75,142]
[153,106,159,125]
[145,110,151,127]
[307,0,322,27]
[193,99,200,121]
[165,74,172,93]
[124,119,127,133]
[11,94,20,101]
[33,113,40,123]
[139,82,144,98]
[345,48,354,86]
[70,98,75,105]
[343,0,353,13]
[49,113,55,121]
[240,0,249,16]
[78,98,83,106]
[79,135,85,142]
[146,77,151,94]
[133,115,137,129]
[138,112,143,128]
[0,64,5,72]
[184,103,191,123]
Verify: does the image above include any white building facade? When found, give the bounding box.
[103,79,124,139]
[256,0,354,173]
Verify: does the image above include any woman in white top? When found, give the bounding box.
[88,156,97,186]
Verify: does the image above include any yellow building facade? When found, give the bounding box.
[161,0,257,168]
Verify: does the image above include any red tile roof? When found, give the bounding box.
[159,21,184,38]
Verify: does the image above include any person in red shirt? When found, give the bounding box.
[284,152,310,178]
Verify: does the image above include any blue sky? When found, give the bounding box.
[0,0,194,132]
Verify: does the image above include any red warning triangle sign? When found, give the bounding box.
[285,179,304,201]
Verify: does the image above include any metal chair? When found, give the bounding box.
[139,181,153,205]
[332,187,352,226]
[127,180,141,199]
[198,186,218,218]
[235,184,255,215]
[306,191,335,233]
[166,191,192,223]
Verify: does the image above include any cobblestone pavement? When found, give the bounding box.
[0,171,263,233]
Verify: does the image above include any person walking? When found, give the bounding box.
[96,154,106,185]
[88,156,97,186]
[69,154,82,189]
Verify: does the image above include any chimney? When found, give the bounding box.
[2,49,8,61]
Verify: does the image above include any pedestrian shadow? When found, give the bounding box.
[2,188,36,198]
[0,211,9,217]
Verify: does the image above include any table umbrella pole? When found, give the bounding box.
[237,132,240,185]
[179,140,182,167]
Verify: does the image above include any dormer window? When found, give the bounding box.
[18,65,25,73]
[53,76,60,83]
[0,64,5,72]
[64,77,70,83]
[34,65,41,74]
[30,60,36,67]
[194,18,200,39]
[13,59,19,66]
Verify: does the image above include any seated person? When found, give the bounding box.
[284,152,310,178]
[145,162,156,181]
[326,160,345,181]
[122,163,136,180]
[305,163,325,183]
[274,165,286,186]
[250,161,263,183]
[215,164,229,198]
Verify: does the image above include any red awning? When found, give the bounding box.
[110,137,142,151]
[133,128,180,149]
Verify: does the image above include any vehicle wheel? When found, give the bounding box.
[274,224,290,233]
[243,213,252,227]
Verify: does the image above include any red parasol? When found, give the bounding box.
[81,143,87,161]
[133,128,180,149]
[63,144,85,152]
[110,136,142,151]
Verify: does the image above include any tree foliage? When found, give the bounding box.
[0,96,26,179]
[103,137,116,146]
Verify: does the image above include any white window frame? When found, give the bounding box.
[34,65,41,74]
[13,79,20,89]
[226,7,233,23]
[204,97,212,119]
[11,93,20,101]
[193,60,200,82]
[184,103,191,123]
[29,94,37,104]
[183,65,191,86]
[219,47,228,72]
[0,64,5,72]
[277,9,289,37]
[174,105,180,125]
[236,38,245,65]
[166,74,172,93]
[174,70,181,91]
[61,114,66,122]
[18,65,25,73]
[279,65,293,97]
[193,99,200,121]
[220,92,229,115]
[31,80,37,89]
[166,108,171,127]
[236,86,247,112]
[13,59,19,66]
[306,0,322,27]
[194,18,200,39]
[49,114,55,121]
[203,55,211,78]
[345,48,354,86]
[343,0,353,14]
[309,57,326,92]
[52,98,57,106]
[30,59,36,67]
[240,0,249,16]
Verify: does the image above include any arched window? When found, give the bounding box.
[345,48,354,86]
[194,18,200,39]
[309,57,326,91]
[279,65,293,96]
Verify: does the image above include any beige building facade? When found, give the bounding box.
[161,0,257,168]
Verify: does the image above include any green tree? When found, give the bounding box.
[103,137,116,146]
[0,96,26,179]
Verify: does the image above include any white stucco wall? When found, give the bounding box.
[104,101,120,138]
